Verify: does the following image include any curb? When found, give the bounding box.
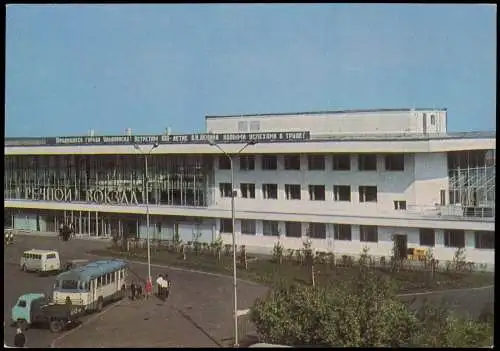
[396,284,494,297]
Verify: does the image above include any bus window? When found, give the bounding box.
[119,270,124,279]
[61,280,79,290]
[111,272,116,283]
[107,273,111,284]
[79,281,89,291]
[35,254,42,260]
[47,253,56,259]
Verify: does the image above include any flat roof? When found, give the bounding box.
[4,131,496,148]
[205,107,448,119]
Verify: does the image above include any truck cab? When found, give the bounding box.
[11,293,47,328]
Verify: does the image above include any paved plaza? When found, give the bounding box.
[3,234,267,348]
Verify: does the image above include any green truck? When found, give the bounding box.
[11,293,84,333]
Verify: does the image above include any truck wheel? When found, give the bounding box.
[96,297,104,312]
[17,319,28,331]
[49,320,64,333]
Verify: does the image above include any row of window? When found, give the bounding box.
[219,219,495,249]
[220,154,405,171]
[96,269,125,288]
[22,253,57,260]
[220,183,396,205]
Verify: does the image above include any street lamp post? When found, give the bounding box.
[133,142,159,285]
[208,140,257,347]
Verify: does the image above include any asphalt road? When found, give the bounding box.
[3,235,268,348]
[3,235,494,348]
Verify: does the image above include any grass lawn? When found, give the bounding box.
[89,246,494,294]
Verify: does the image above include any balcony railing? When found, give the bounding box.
[406,204,495,222]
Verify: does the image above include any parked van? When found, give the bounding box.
[20,250,61,274]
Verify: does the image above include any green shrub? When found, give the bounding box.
[250,265,492,347]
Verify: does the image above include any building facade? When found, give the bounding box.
[4,108,495,268]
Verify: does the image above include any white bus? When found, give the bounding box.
[53,259,128,312]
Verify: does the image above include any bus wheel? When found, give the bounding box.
[96,297,104,312]
[49,320,64,333]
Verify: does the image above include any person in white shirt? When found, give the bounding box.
[156,275,165,298]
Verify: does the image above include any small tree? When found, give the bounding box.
[224,244,232,256]
[302,235,315,286]
[192,231,202,256]
[180,243,187,261]
[212,235,223,263]
[358,246,370,267]
[285,249,295,263]
[240,245,248,270]
[452,248,467,272]
[173,226,181,252]
[272,241,284,264]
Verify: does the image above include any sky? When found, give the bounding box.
[5,4,497,137]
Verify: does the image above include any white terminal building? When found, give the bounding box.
[4,108,496,268]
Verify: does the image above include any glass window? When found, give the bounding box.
[285,222,302,238]
[334,224,352,241]
[263,221,279,236]
[18,300,27,308]
[220,219,233,233]
[61,280,79,290]
[241,220,256,235]
[308,223,326,239]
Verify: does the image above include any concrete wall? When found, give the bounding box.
[205,109,447,135]
[412,152,449,206]
[213,153,439,217]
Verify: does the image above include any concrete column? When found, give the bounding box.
[95,212,99,237]
[351,225,360,242]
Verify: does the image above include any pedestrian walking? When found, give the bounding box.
[14,328,26,348]
[59,223,64,240]
[136,284,143,300]
[145,279,153,300]
[130,281,136,300]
